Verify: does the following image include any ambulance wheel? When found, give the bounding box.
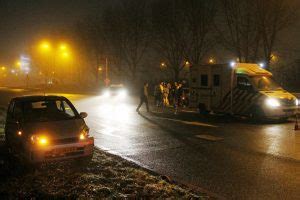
[250,105,264,121]
[198,103,208,115]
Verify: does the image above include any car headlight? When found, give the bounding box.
[79,128,89,140]
[296,99,299,106]
[265,98,280,108]
[31,135,49,146]
[118,89,127,97]
[103,90,110,97]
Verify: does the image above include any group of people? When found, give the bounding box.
[136,81,187,114]
[154,82,184,109]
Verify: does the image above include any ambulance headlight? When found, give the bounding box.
[265,98,280,108]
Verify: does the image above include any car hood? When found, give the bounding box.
[260,90,296,100]
[22,119,85,139]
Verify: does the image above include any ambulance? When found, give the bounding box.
[189,63,299,119]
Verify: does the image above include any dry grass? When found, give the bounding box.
[0,148,210,199]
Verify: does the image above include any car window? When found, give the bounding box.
[201,74,208,87]
[251,76,281,91]
[237,76,252,90]
[23,99,78,122]
[56,100,76,117]
[8,101,14,115]
[13,102,23,119]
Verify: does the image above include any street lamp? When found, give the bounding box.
[160,62,166,68]
[37,40,73,85]
[209,58,215,64]
[59,44,67,51]
[39,41,51,52]
[271,54,278,63]
[61,51,70,59]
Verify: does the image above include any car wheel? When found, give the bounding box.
[250,105,265,121]
[198,103,208,115]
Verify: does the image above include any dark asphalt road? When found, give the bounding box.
[0,89,299,199]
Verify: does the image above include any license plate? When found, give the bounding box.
[52,147,78,155]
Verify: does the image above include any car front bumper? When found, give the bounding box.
[26,137,94,163]
[263,106,298,119]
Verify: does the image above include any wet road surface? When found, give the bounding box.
[0,90,299,199]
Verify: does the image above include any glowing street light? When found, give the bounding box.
[209,58,215,64]
[61,51,70,59]
[1,66,6,71]
[15,61,21,67]
[185,61,190,66]
[271,54,278,63]
[160,62,167,68]
[98,66,103,71]
[39,41,52,52]
[59,44,67,51]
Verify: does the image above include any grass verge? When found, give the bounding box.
[0,147,211,199]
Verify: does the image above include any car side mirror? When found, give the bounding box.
[80,112,88,119]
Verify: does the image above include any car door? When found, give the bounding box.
[233,76,255,115]
[211,74,221,109]
[5,101,22,148]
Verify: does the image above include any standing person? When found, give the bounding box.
[159,82,164,106]
[136,82,149,112]
[163,83,170,106]
[174,82,183,114]
[154,84,162,107]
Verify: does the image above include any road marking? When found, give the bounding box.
[153,116,218,128]
[151,110,164,114]
[195,134,223,141]
[180,110,198,113]
[94,128,124,139]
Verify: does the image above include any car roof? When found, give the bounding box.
[12,95,68,102]
[110,84,124,88]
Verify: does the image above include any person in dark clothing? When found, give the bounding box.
[136,82,149,112]
[154,84,162,107]
[174,82,183,114]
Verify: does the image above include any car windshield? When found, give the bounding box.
[251,76,282,91]
[21,100,78,122]
[109,87,123,91]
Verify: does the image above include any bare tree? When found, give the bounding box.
[218,0,296,68]
[102,0,151,81]
[151,0,187,81]
[183,0,217,65]
[255,0,296,68]
[218,0,261,63]
[75,16,105,84]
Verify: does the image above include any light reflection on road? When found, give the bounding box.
[263,125,299,159]
[74,95,144,155]
[67,94,300,160]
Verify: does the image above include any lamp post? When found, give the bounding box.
[38,41,71,85]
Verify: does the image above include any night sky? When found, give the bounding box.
[0,0,299,66]
[0,0,105,64]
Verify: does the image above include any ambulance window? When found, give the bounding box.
[237,77,252,90]
[201,75,208,86]
[213,75,220,86]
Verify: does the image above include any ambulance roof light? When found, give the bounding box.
[259,63,265,68]
[230,61,236,68]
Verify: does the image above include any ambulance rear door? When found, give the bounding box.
[211,66,223,110]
